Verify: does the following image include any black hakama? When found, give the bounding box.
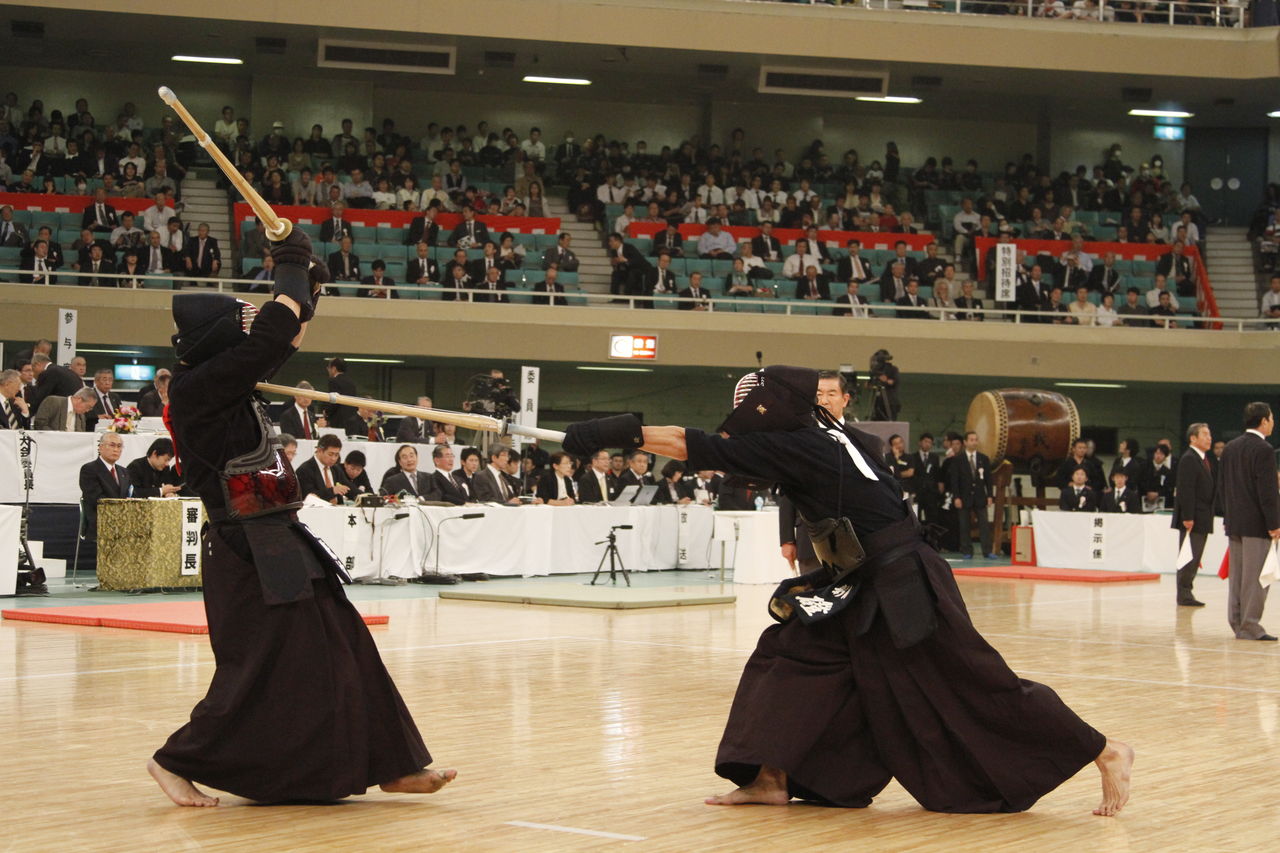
[686,427,1106,813]
[153,300,432,801]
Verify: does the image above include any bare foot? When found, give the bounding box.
[380,768,457,794]
[147,758,219,807]
[705,765,791,806]
[1092,738,1134,817]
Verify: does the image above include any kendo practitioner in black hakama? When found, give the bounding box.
[147,229,455,807]
[561,366,1133,817]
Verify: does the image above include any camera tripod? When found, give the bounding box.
[590,525,631,587]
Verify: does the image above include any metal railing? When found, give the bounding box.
[4,268,1279,330]
[761,0,1250,27]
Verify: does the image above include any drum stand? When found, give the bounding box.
[990,460,1052,555]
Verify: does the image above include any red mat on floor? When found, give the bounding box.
[1,601,389,634]
[952,565,1159,583]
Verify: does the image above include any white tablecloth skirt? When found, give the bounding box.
[1031,509,1228,574]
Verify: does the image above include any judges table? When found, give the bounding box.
[0,429,465,504]
[1031,509,1228,574]
[297,503,716,580]
[96,498,205,590]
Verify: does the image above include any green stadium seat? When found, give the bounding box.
[375,225,406,243]
[1131,260,1157,276]
[534,234,559,249]
[352,241,380,260]
[350,225,379,242]
[295,223,321,240]
[142,275,173,290]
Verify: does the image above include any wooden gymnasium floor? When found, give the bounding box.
[3,570,1278,852]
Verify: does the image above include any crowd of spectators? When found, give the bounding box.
[770,0,1258,27]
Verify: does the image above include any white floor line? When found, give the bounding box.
[505,820,646,842]
[1017,668,1280,696]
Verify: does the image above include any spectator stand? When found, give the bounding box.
[974,236,1221,324]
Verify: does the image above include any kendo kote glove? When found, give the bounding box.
[269,228,317,321]
[562,414,644,457]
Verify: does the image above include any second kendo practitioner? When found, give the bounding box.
[562,366,1132,816]
[147,229,455,806]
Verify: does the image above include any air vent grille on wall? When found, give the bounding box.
[11,20,44,39]
[698,64,729,80]
[317,39,456,75]
[1121,87,1153,103]
[758,66,886,98]
[911,75,942,88]
[484,51,516,68]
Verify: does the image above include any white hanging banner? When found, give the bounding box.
[57,308,78,366]
[994,243,1018,303]
[179,499,204,576]
[516,365,541,451]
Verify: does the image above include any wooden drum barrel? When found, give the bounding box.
[965,389,1081,477]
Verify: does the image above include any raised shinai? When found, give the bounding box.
[562,366,1133,816]
[147,229,455,806]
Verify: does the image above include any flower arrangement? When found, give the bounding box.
[107,404,142,434]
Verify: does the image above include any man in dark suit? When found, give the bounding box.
[542,232,581,271]
[358,260,398,299]
[86,368,123,425]
[879,260,908,304]
[677,271,711,311]
[278,381,321,440]
[950,431,995,558]
[429,445,468,505]
[182,223,221,280]
[471,265,510,303]
[652,225,684,259]
[395,396,436,444]
[81,188,119,233]
[82,244,117,287]
[0,369,31,430]
[0,206,30,248]
[1220,402,1280,640]
[327,236,361,290]
[1058,468,1099,512]
[1058,439,1106,493]
[534,266,568,306]
[404,211,439,247]
[895,278,928,319]
[617,449,657,490]
[1100,471,1142,514]
[79,433,130,545]
[910,433,942,526]
[884,242,919,282]
[794,266,831,302]
[471,445,521,504]
[447,206,489,247]
[319,201,353,244]
[453,447,482,500]
[1088,253,1123,297]
[467,241,508,283]
[606,231,652,298]
[323,358,361,435]
[1145,444,1177,508]
[750,222,782,263]
[19,239,58,284]
[1015,266,1052,321]
[1173,423,1216,607]
[577,449,618,503]
[836,239,873,285]
[644,252,678,308]
[1156,240,1195,296]
[380,445,441,499]
[29,354,85,411]
[407,243,437,290]
[295,435,351,504]
[832,281,872,317]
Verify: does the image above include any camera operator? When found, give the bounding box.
[462,369,520,420]
[868,349,901,421]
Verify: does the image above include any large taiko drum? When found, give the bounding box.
[965,389,1080,478]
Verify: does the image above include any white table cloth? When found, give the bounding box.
[713,508,793,585]
[0,429,463,504]
[1031,509,1228,574]
[297,503,716,580]
[0,505,19,595]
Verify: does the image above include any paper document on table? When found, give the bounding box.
[1176,533,1193,569]
[1259,542,1280,588]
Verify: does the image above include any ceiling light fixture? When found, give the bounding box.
[1128,108,1193,118]
[171,54,244,65]
[577,366,654,373]
[1268,110,1280,118]
[522,75,591,86]
[855,95,922,104]
[1053,382,1128,389]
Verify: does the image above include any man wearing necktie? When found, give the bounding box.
[541,233,579,272]
[1172,423,1216,608]
[678,271,710,311]
[81,187,118,233]
[78,433,131,548]
[1058,468,1098,512]
[279,382,322,440]
[395,397,436,444]
[320,201,350,244]
[950,431,995,558]
[21,239,57,284]
[183,223,221,282]
[0,370,31,430]
[33,387,97,431]
[88,368,122,426]
[85,244,116,287]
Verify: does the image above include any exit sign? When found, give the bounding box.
[609,333,658,360]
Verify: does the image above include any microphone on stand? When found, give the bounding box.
[411,512,486,584]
